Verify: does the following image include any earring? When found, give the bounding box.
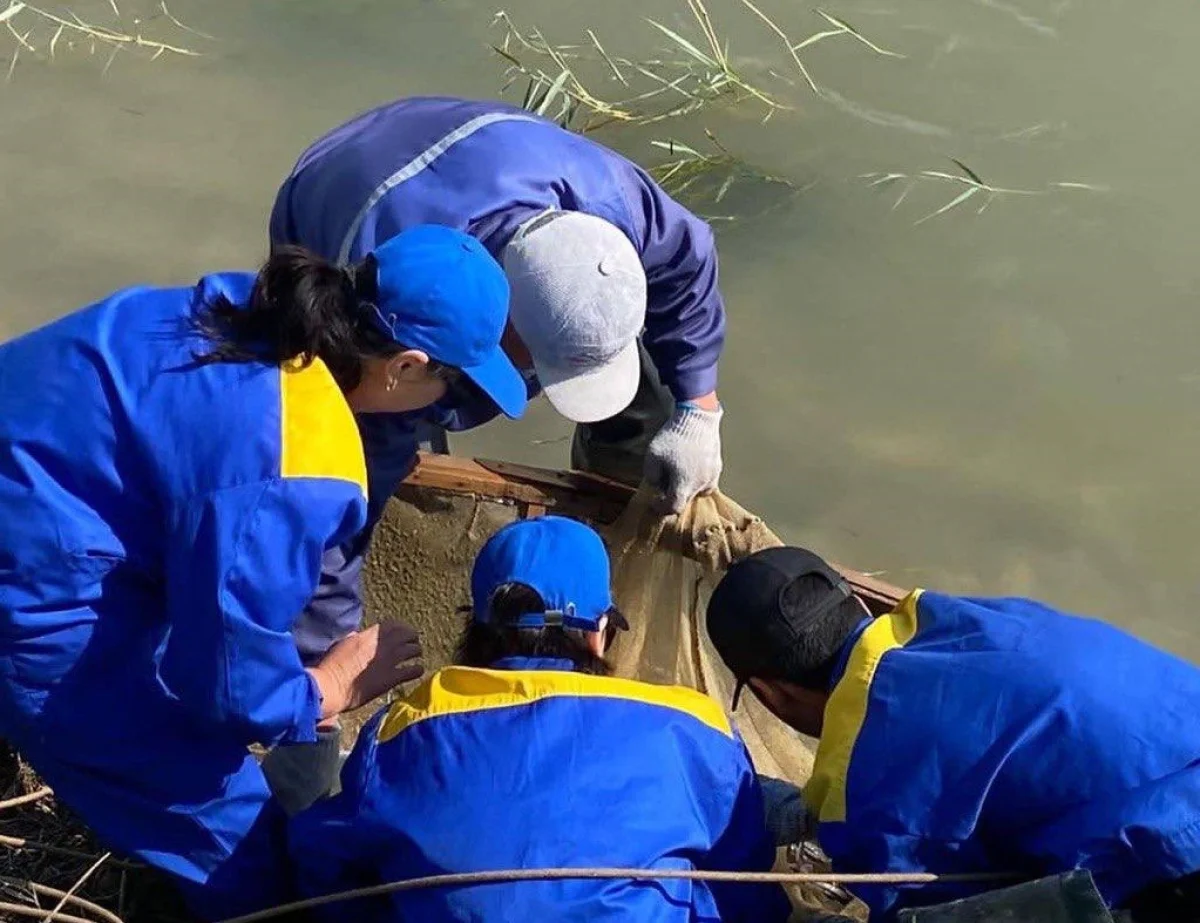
[386,375,399,392]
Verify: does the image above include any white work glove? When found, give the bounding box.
[644,402,723,514]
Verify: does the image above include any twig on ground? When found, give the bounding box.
[0,790,52,812]
[0,833,140,869]
[0,902,95,923]
[40,852,111,923]
[0,878,126,923]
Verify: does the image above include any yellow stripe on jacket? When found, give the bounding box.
[805,590,923,824]
[278,358,368,496]
[377,666,734,743]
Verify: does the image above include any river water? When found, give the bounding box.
[1,0,1196,660]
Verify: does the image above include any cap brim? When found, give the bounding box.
[535,339,641,424]
[461,348,528,420]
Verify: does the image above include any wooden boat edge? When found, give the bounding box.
[398,452,905,615]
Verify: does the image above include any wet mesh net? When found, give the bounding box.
[602,488,817,783]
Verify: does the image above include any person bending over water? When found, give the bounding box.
[290,516,791,923]
[706,547,1200,922]
[0,225,526,918]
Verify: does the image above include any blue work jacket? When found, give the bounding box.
[0,275,368,747]
[289,657,791,922]
[806,591,1200,919]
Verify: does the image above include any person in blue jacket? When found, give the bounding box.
[705,547,1200,922]
[0,225,526,919]
[289,516,791,923]
[270,95,728,691]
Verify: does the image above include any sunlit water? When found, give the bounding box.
[1,0,1196,659]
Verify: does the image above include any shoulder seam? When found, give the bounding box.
[378,668,732,744]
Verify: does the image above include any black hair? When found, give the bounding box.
[192,246,456,392]
[454,583,614,676]
[775,574,865,690]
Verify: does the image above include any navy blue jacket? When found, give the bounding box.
[270,95,725,404]
[271,96,729,659]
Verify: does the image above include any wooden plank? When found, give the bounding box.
[398,453,632,523]
[398,453,553,506]
[837,567,905,614]
[476,458,635,502]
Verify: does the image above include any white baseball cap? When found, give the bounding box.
[502,211,647,423]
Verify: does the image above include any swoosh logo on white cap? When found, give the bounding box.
[336,112,543,264]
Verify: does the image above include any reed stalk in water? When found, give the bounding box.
[491,2,898,219]
[862,158,1047,225]
[648,131,801,221]
[492,1,899,133]
[1,0,202,81]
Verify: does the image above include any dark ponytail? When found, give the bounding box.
[454,582,615,676]
[193,246,399,392]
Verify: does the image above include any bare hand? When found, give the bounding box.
[307,622,423,719]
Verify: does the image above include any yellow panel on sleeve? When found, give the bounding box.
[804,589,923,824]
[377,666,733,743]
[278,358,367,497]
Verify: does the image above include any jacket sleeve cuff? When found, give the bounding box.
[663,366,720,403]
[273,672,323,746]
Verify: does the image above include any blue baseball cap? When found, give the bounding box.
[470,516,628,631]
[364,225,526,419]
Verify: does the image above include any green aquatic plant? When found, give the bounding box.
[492,1,901,132]
[492,3,783,133]
[647,131,803,221]
[0,0,203,81]
[491,1,894,221]
[860,158,1104,225]
[492,5,1102,224]
[863,158,1039,224]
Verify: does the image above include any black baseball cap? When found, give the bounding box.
[706,546,853,710]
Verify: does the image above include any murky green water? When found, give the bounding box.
[2,0,1196,659]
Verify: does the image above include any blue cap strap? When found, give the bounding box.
[509,604,599,632]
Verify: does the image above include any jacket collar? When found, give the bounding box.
[827,618,873,691]
[488,656,577,672]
